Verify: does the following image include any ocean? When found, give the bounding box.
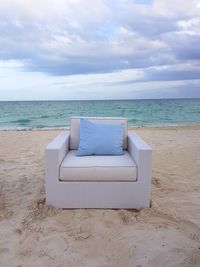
[0,99,200,130]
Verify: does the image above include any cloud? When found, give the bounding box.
[0,0,200,100]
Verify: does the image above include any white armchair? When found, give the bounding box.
[45,117,152,208]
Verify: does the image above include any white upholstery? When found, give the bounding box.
[70,116,128,150]
[45,117,152,209]
[60,150,137,181]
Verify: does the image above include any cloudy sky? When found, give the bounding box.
[0,0,200,100]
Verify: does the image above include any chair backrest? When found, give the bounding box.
[70,116,128,150]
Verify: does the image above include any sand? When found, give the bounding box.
[0,126,200,267]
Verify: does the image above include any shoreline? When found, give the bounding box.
[0,123,200,132]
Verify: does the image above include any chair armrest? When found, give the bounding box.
[45,131,70,183]
[128,133,152,183]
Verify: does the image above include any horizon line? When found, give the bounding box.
[1,97,200,102]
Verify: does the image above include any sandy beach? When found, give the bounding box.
[0,126,200,267]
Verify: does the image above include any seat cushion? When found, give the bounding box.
[60,150,137,181]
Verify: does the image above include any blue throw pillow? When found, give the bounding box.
[77,118,124,156]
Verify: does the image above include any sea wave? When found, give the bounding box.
[10,119,32,125]
[0,126,69,131]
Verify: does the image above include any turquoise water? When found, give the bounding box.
[0,99,200,130]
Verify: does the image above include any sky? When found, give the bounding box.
[0,0,200,100]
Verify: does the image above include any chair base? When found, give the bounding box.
[46,180,150,209]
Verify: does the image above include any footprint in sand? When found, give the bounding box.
[0,247,10,254]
